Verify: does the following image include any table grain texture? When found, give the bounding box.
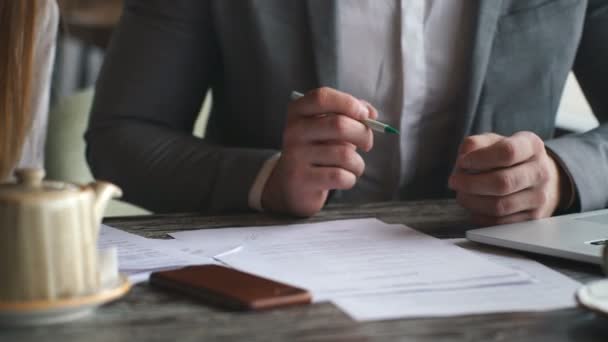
[3,200,607,342]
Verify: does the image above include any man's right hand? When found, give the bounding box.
[261,87,377,217]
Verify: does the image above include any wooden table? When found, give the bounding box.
[3,200,608,341]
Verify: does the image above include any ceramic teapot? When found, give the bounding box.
[0,169,122,302]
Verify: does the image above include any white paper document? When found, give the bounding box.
[99,225,214,283]
[334,239,581,321]
[169,222,295,258]
[108,218,580,321]
[211,219,530,301]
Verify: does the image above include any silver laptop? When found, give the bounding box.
[466,209,608,264]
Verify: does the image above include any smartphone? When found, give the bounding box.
[149,265,311,311]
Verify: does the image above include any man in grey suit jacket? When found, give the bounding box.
[86,0,608,223]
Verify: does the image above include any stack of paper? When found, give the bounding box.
[333,239,580,320]
[100,218,581,321]
[194,220,529,300]
[99,225,215,283]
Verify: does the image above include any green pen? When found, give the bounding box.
[290,91,400,135]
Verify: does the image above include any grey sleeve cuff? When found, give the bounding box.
[545,129,608,212]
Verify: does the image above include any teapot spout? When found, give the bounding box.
[91,181,123,228]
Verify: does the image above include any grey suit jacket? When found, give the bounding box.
[86,0,608,214]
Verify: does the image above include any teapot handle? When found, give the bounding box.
[90,181,123,236]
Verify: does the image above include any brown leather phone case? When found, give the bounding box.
[149,265,311,311]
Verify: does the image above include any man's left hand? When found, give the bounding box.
[449,131,570,226]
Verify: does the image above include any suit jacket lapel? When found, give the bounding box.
[306,0,338,88]
[305,0,504,133]
[305,1,504,131]
[461,0,505,137]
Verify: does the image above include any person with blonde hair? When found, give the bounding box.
[0,0,58,181]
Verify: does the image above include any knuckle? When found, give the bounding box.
[487,133,503,140]
[533,137,545,153]
[516,131,545,154]
[331,115,350,136]
[493,198,511,216]
[496,172,515,194]
[501,140,517,163]
[525,131,545,152]
[537,162,551,184]
[536,190,549,206]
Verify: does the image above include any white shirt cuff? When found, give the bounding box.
[248,153,281,211]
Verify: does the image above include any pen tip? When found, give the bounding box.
[290,91,304,101]
[385,126,400,135]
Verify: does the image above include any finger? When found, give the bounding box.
[449,158,549,196]
[308,144,365,177]
[458,131,545,170]
[456,187,549,217]
[288,87,370,121]
[360,100,379,120]
[306,167,357,190]
[286,114,373,151]
[471,210,543,227]
[457,133,503,155]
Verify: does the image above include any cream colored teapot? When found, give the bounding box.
[0,168,122,302]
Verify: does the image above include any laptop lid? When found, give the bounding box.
[466,209,608,265]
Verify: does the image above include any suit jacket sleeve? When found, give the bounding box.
[85,0,276,213]
[545,0,608,212]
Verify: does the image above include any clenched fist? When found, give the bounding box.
[449,131,573,226]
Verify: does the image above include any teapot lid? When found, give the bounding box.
[0,168,82,203]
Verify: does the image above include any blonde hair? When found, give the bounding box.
[0,0,39,180]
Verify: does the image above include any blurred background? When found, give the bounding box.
[50,0,597,217]
[51,0,210,217]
